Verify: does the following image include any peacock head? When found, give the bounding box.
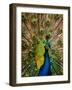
[45,35,50,41]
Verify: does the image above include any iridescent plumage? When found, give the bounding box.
[35,35,52,76]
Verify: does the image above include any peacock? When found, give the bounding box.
[35,35,52,76]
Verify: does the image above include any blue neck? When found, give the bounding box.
[38,47,52,76]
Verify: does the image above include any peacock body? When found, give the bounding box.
[38,47,52,76]
[35,39,45,69]
[35,39,52,76]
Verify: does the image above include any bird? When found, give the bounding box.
[35,35,52,76]
[38,47,52,76]
[35,39,45,70]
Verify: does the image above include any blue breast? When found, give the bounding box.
[38,49,51,76]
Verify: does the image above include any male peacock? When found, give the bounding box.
[35,35,52,76]
[38,46,52,76]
